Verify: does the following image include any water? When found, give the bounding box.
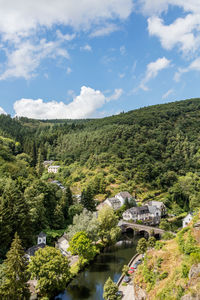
[56,236,139,300]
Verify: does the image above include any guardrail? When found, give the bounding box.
[117,253,140,287]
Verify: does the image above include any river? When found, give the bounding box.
[56,235,139,300]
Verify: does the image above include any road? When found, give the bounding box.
[118,254,142,300]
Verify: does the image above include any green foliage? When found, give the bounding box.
[97,205,119,244]
[181,263,189,278]
[0,233,30,299]
[66,209,99,241]
[68,231,98,263]
[159,219,171,231]
[159,271,168,280]
[81,186,96,211]
[147,237,156,248]
[177,227,199,255]
[162,232,175,240]
[154,241,165,250]
[137,238,147,254]
[103,277,118,300]
[122,265,129,276]
[28,246,70,297]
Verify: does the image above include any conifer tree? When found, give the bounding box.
[81,186,96,211]
[0,232,30,299]
[103,277,118,300]
[36,148,44,176]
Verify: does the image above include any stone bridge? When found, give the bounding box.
[118,220,166,238]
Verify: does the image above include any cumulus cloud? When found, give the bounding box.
[0,0,133,80]
[162,89,174,99]
[138,1,200,55]
[13,86,122,119]
[140,57,171,91]
[148,14,200,54]
[0,106,7,115]
[174,57,200,81]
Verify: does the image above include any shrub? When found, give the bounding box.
[162,232,174,240]
[155,241,165,250]
[181,263,189,278]
[156,257,163,268]
[159,271,168,280]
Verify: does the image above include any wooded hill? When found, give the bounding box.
[1,98,200,259]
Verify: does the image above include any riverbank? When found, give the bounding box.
[117,253,142,300]
[56,237,139,299]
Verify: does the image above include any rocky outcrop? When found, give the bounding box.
[181,294,200,300]
[134,285,147,300]
[189,264,200,280]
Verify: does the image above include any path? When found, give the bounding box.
[118,254,142,300]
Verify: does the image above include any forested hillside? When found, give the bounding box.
[1,98,200,259]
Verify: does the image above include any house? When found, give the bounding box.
[115,191,133,206]
[148,205,161,225]
[55,234,70,256]
[123,205,161,225]
[123,206,151,223]
[48,165,60,173]
[183,213,193,228]
[147,201,167,216]
[104,197,122,210]
[26,232,47,259]
[43,160,54,168]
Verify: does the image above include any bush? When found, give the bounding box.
[155,241,165,250]
[159,271,168,280]
[162,232,174,240]
[181,263,189,278]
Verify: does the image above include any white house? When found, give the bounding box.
[48,165,60,173]
[55,234,70,256]
[183,213,193,228]
[123,206,151,223]
[115,191,133,206]
[37,232,47,245]
[147,201,167,216]
[104,198,122,210]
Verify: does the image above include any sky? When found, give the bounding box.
[0,0,200,119]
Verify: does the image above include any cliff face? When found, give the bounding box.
[134,211,200,300]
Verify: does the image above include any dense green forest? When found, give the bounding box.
[1,98,200,259]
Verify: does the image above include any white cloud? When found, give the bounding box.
[90,23,119,37]
[0,106,7,115]
[80,44,92,52]
[139,0,200,16]
[13,86,121,119]
[106,88,123,101]
[140,57,171,90]
[56,30,76,41]
[148,14,200,54]
[138,1,200,55]
[162,89,174,99]
[0,0,133,80]
[0,39,69,80]
[0,0,133,39]
[174,57,200,81]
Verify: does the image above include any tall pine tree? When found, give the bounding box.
[0,232,30,299]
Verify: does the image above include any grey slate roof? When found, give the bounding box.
[116,192,132,199]
[26,243,46,256]
[127,205,149,215]
[38,231,46,238]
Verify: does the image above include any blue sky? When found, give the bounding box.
[0,0,200,119]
